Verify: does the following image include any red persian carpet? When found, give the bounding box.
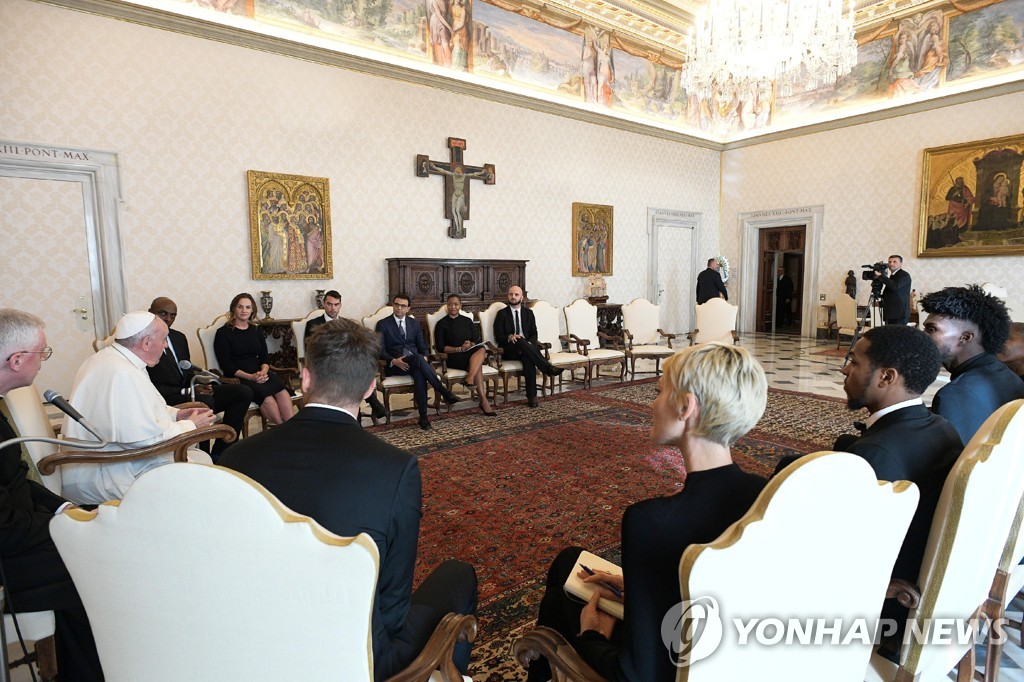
[371,379,852,681]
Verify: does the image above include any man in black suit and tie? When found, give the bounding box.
[878,255,912,325]
[220,318,477,680]
[695,257,728,304]
[0,309,103,681]
[375,293,459,430]
[146,297,253,460]
[775,266,794,327]
[305,290,386,419]
[834,325,962,656]
[920,285,1024,444]
[493,286,562,408]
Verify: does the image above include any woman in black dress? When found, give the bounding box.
[214,293,293,425]
[433,294,496,415]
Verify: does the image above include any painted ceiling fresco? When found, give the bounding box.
[116,0,1024,142]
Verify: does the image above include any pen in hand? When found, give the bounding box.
[580,564,623,598]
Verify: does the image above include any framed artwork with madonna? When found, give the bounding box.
[247,170,333,279]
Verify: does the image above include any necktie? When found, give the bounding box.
[399,320,406,340]
[514,310,522,336]
[165,346,184,376]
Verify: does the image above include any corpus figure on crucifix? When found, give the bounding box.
[416,137,495,239]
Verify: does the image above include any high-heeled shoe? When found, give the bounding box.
[479,405,498,416]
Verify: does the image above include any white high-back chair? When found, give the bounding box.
[478,301,524,403]
[531,300,588,391]
[514,452,918,681]
[620,298,677,379]
[833,293,858,349]
[292,309,325,372]
[866,399,1024,682]
[562,299,625,384]
[51,463,378,680]
[687,298,739,346]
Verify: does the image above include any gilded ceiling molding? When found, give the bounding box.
[857,19,894,46]
[947,0,1002,13]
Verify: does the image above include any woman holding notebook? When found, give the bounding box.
[527,344,769,681]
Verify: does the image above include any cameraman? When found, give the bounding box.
[878,255,912,325]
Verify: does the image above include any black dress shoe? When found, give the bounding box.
[542,365,565,378]
[480,405,498,416]
[366,395,387,419]
[418,416,432,430]
[441,389,462,405]
[527,398,539,408]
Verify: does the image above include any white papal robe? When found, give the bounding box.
[61,343,210,504]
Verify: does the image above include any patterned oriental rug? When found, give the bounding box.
[371,380,854,681]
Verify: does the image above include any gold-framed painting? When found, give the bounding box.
[918,134,1024,258]
[572,202,613,276]
[247,170,333,279]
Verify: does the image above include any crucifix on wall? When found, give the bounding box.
[416,137,495,239]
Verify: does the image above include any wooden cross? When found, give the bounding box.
[416,137,495,239]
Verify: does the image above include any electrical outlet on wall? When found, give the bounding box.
[819,294,826,301]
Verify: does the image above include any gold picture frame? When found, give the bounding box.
[572,202,613,276]
[918,134,1024,258]
[247,170,333,279]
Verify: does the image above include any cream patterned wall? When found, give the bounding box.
[2,0,720,359]
[722,92,1024,326]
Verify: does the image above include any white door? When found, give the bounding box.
[0,176,97,395]
[647,208,701,338]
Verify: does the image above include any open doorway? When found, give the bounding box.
[756,226,805,334]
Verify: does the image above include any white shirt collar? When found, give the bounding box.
[111,342,147,371]
[865,397,923,427]
[305,402,359,420]
[323,312,337,323]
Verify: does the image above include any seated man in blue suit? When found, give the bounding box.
[375,293,459,430]
[921,284,1024,444]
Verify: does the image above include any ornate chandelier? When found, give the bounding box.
[682,0,859,100]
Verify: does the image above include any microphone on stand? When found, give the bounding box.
[42,389,106,443]
[178,360,221,401]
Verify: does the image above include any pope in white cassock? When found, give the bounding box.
[61,311,217,504]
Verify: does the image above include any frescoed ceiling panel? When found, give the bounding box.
[46,0,1024,145]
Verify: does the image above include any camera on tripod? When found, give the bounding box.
[861,262,886,295]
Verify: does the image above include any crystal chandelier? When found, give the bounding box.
[682,0,859,100]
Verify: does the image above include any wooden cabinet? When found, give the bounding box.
[386,258,528,320]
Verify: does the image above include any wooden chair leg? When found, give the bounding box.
[35,634,57,682]
[956,642,976,682]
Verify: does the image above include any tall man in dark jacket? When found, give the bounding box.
[0,309,103,680]
[921,285,1024,444]
[834,325,962,655]
[220,318,477,680]
[146,297,253,459]
[695,257,728,304]
[493,286,562,408]
[878,255,912,325]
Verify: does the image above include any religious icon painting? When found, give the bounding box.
[917,133,1024,258]
[572,202,613,277]
[246,170,333,279]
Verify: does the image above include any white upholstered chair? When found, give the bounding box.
[562,299,625,384]
[425,305,498,408]
[686,298,739,346]
[291,308,325,372]
[361,306,439,423]
[514,452,918,682]
[834,293,859,349]
[531,300,589,393]
[91,332,116,353]
[478,302,524,404]
[865,399,1024,682]
[619,298,677,379]
[49,463,476,681]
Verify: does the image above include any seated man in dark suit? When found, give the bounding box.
[146,297,253,460]
[493,286,562,408]
[375,293,459,430]
[220,318,477,680]
[921,285,1024,444]
[304,289,385,419]
[0,309,103,681]
[998,322,1024,379]
[833,325,962,655]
